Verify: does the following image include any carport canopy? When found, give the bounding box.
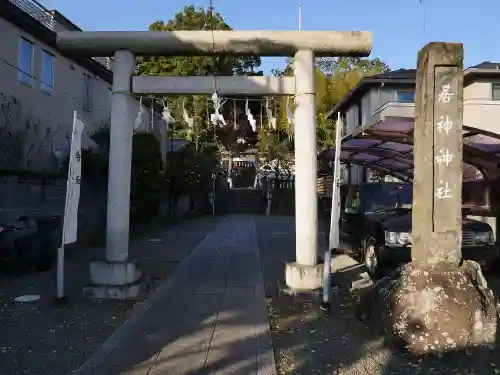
[318,117,500,182]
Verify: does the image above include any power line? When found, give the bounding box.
[209,0,218,94]
[420,0,428,42]
[0,48,291,114]
[149,96,285,104]
[0,55,110,114]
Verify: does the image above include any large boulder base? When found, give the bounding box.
[356,261,500,355]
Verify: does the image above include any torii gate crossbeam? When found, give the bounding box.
[57,30,372,299]
[57,30,371,56]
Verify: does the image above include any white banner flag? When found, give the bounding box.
[62,111,84,245]
[328,112,343,250]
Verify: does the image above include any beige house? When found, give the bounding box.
[0,0,162,171]
[328,63,500,184]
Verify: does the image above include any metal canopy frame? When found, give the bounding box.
[319,117,500,182]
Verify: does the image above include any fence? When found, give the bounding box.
[0,178,192,246]
[258,176,295,215]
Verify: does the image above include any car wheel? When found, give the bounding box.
[363,242,380,278]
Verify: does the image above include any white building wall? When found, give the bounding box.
[0,17,162,170]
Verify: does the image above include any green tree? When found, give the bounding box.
[137,6,261,77]
[318,57,389,105]
[137,5,262,148]
[269,56,389,154]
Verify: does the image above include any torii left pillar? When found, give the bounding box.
[86,49,142,299]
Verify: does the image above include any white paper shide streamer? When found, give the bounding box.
[210,92,226,127]
[265,98,277,130]
[182,100,194,130]
[134,96,144,130]
[285,96,295,134]
[162,103,175,134]
[57,111,84,299]
[245,99,257,132]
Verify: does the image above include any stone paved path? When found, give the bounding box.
[77,215,275,375]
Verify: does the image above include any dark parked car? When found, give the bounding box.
[340,183,498,278]
[0,215,61,273]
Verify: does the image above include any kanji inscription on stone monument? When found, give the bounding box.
[432,66,462,230]
[412,42,464,266]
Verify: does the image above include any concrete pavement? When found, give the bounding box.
[76,215,276,375]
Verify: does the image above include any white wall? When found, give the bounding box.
[0,17,162,170]
[463,78,500,135]
[341,85,415,185]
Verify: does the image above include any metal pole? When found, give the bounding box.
[329,112,342,251]
[212,173,216,216]
[298,4,302,31]
[322,112,342,310]
[266,176,272,216]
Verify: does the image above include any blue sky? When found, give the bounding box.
[41,0,500,74]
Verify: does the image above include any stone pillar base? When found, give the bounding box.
[83,282,142,300]
[84,260,142,300]
[89,260,141,285]
[285,262,324,290]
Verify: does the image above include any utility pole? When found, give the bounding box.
[298,4,302,31]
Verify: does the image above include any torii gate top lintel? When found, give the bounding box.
[56,30,372,57]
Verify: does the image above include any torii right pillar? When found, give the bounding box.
[285,50,324,290]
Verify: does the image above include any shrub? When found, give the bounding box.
[130,133,164,223]
[164,144,219,217]
[80,125,165,224]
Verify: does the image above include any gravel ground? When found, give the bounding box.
[256,217,500,375]
[0,215,222,375]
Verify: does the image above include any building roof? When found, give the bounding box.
[469,61,500,70]
[326,69,416,118]
[1,0,112,83]
[369,68,417,81]
[2,1,164,114]
[327,62,500,119]
[318,122,500,182]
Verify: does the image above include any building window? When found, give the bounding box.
[345,188,360,213]
[492,83,500,101]
[357,104,362,127]
[19,38,34,85]
[341,115,347,136]
[83,73,94,111]
[396,90,415,103]
[41,50,54,93]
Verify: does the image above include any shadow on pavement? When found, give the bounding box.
[78,215,274,375]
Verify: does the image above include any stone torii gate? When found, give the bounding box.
[57,30,372,298]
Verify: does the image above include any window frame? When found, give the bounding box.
[83,73,94,112]
[18,38,34,86]
[356,103,363,127]
[345,187,361,213]
[41,49,55,94]
[396,90,415,103]
[492,83,500,101]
